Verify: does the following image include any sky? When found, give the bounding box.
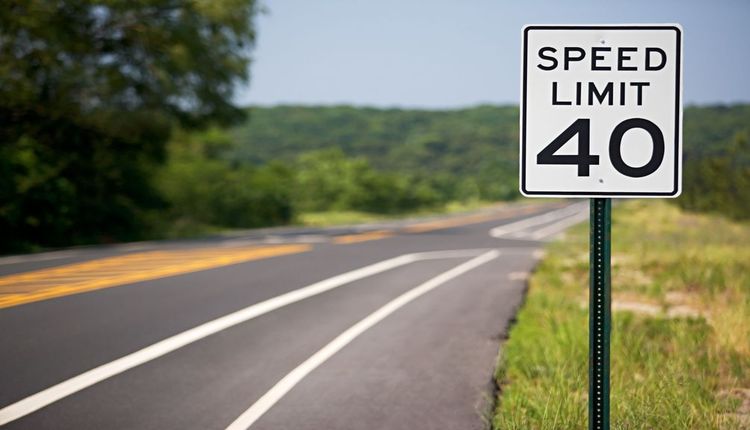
[236,0,750,109]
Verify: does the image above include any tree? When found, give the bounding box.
[679,131,750,220]
[0,0,260,252]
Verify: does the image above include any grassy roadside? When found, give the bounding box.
[159,200,511,239]
[296,200,508,227]
[493,200,750,429]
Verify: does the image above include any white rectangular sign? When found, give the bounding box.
[520,24,683,197]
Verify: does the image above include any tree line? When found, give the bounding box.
[1,3,747,254]
[1,0,260,253]
[677,106,750,219]
[153,104,750,240]
[4,100,749,253]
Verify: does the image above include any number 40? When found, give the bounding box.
[537,118,665,178]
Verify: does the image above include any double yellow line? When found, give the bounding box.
[0,204,553,310]
[332,230,394,244]
[0,244,310,310]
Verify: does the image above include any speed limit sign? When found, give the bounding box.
[520,25,682,197]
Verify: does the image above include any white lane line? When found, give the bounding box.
[528,211,590,241]
[407,249,491,260]
[0,249,489,426]
[224,250,500,430]
[489,203,587,239]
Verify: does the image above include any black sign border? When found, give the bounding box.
[520,25,682,197]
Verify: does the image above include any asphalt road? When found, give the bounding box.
[0,201,588,430]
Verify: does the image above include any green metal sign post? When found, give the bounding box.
[589,198,612,429]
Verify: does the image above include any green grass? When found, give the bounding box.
[158,200,520,237]
[493,200,750,429]
[296,200,511,227]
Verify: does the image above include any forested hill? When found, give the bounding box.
[220,103,749,219]
[4,103,748,253]
[682,104,750,155]
[227,105,519,176]
[227,103,748,175]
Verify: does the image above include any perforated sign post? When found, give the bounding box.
[520,24,683,430]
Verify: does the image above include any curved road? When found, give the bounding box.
[0,201,587,430]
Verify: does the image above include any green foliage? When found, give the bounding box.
[0,0,259,252]
[675,105,750,220]
[293,149,441,213]
[226,104,750,220]
[155,141,444,236]
[0,117,167,250]
[155,103,750,237]
[226,105,520,202]
[156,128,293,235]
[678,131,750,220]
[494,201,750,429]
[3,3,743,253]
[157,158,293,231]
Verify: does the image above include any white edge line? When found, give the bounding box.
[489,203,587,238]
[529,211,590,240]
[224,249,501,430]
[0,249,489,426]
[408,249,490,260]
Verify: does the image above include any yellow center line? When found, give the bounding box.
[0,244,311,310]
[333,230,394,244]
[329,205,559,244]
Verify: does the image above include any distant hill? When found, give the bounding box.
[228,103,749,169]
[683,104,750,157]
[227,104,518,174]
[222,103,750,218]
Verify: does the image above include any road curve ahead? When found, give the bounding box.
[0,201,586,430]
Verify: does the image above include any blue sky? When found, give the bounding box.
[236,0,750,108]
